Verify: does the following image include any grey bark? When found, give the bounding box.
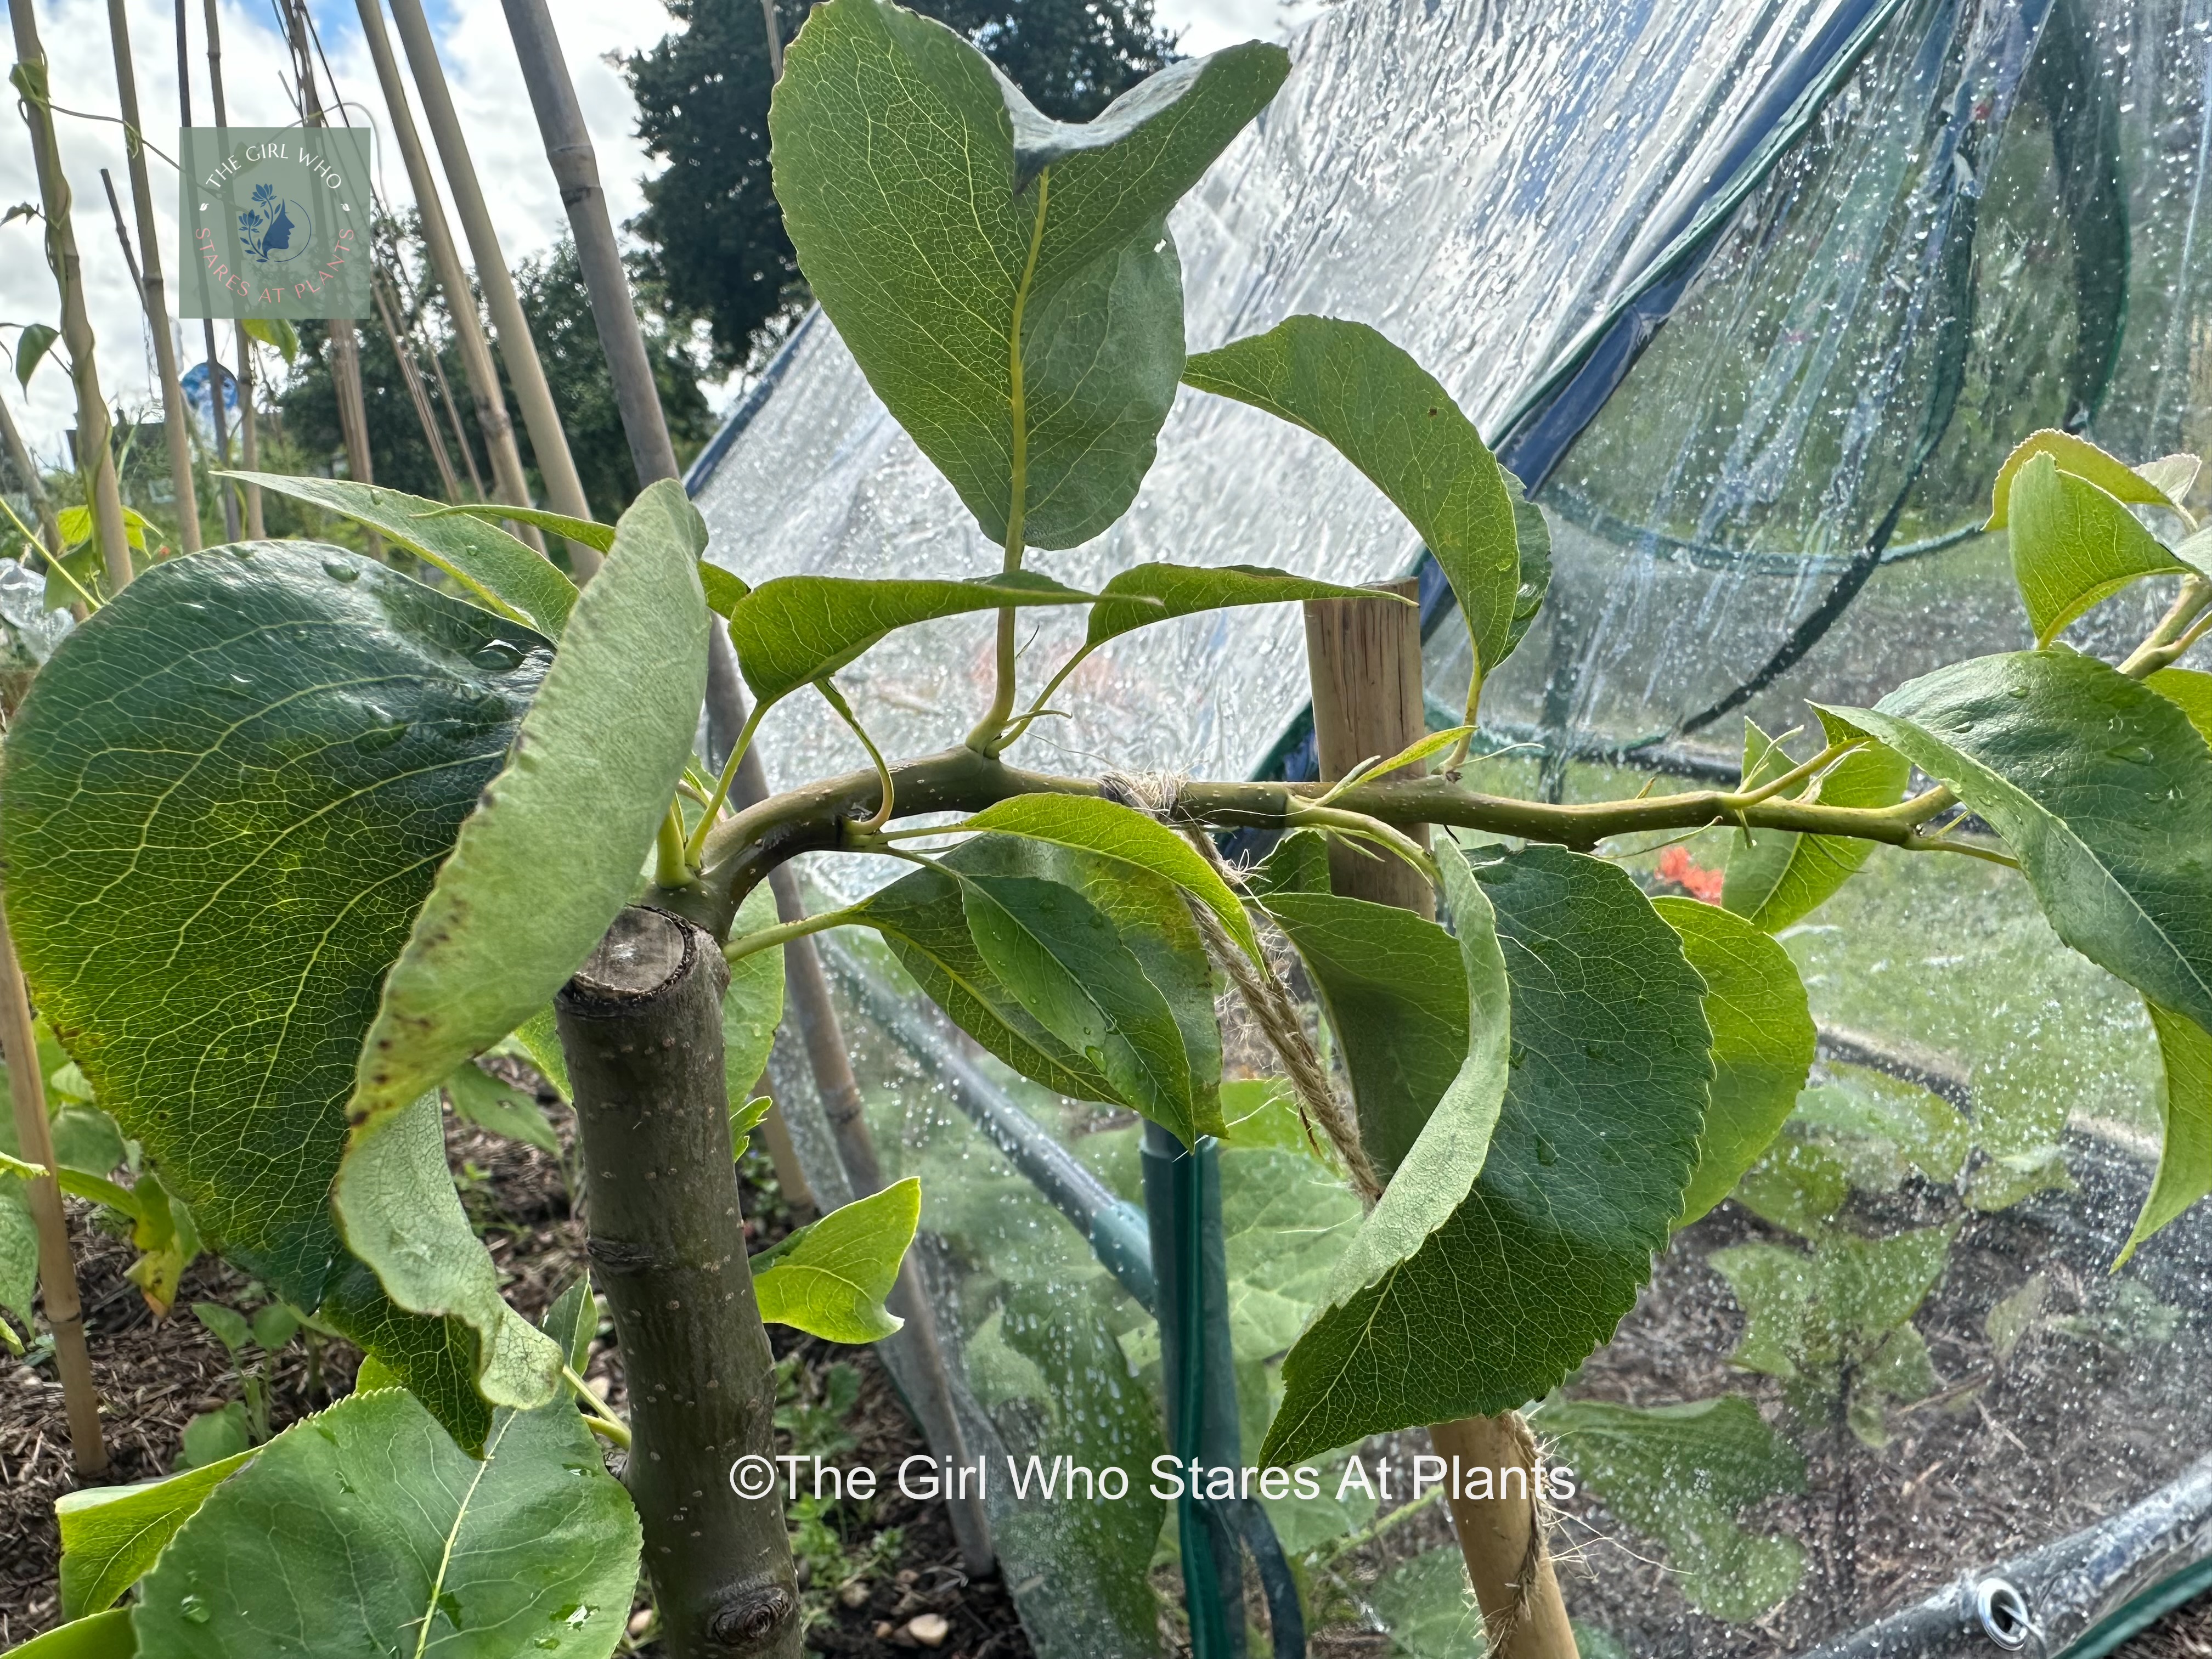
[556,907,800,1659]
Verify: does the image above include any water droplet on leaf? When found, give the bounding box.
[323,558,360,583]
[180,1595,211,1624]
[472,641,524,670]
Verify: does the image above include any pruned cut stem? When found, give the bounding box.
[555,907,799,1659]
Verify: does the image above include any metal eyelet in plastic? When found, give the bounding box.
[1974,1577,2032,1651]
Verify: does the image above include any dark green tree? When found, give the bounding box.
[626,0,1180,373]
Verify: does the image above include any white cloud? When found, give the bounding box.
[0,0,1315,456]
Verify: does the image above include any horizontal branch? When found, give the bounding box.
[669,744,1951,940]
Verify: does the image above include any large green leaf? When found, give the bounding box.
[2005,454,2196,646]
[2,542,544,1310]
[226,473,577,638]
[1183,316,1521,678]
[1535,1396,1805,1622]
[58,1451,257,1618]
[1712,1225,1953,1378]
[751,1177,920,1342]
[1294,840,1509,1329]
[961,793,1262,962]
[334,482,708,1407]
[1260,891,1466,1178]
[1832,651,2212,1041]
[444,1062,561,1155]
[2119,1002,2212,1265]
[1656,898,1816,1224]
[855,860,1119,1102]
[132,1383,640,1659]
[724,882,787,1097]
[4,1610,134,1659]
[960,873,1216,1142]
[1082,563,1402,651]
[1500,471,1552,667]
[2149,667,2212,749]
[1261,847,1711,1464]
[725,572,1091,709]
[1722,711,1910,932]
[771,0,1286,550]
[1985,430,2187,529]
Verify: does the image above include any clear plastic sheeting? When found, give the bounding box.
[695,0,2212,1649]
[695,0,1892,834]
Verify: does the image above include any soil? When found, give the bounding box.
[0,1096,1033,1659]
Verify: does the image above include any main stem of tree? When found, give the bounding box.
[556,906,800,1659]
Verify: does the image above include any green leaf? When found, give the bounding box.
[1183,317,1521,677]
[56,504,154,553]
[316,1260,494,1453]
[225,473,578,638]
[1536,1396,1805,1622]
[0,1176,35,1327]
[698,562,750,622]
[57,1451,257,1618]
[250,1304,299,1350]
[2148,667,2212,749]
[1261,847,1711,1464]
[15,320,59,389]
[2,1610,134,1658]
[752,1177,920,1343]
[960,873,1214,1143]
[1363,1550,1479,1659]
[191,1301,250,1354]
[771,0,1286,550]
[726,572,1092,709]
[1500,470,1552,667]
[1081,562,1401,652]
[1986,430,2187,529]
[1711,1225,1954,1378]
[1830,650,2212,1041]
[509,1009,572,1102]
[1296,840,1509,1324]
[855,860,1120,1103]
[540,1278,597,1374]
[334,482,708,1403]
[960,792,1263,963]
[729,1096,774,1159]
[2005,454,2195,646]
[239,317,300,364]
[134,1385,640,1659]
[2136,454,2203,503]
[1722,711,1910,932]
[1244,827,1331,898]
[49,1107,125,1176]
[724,882,786,1099]
[1655,898,1816,1224]
[2119,1001,2212,1265]
[1,542,545,1314]
[419,503,615,554]
[1259,891,1465,1178]
[175,1404,250,1470]
[444,1062,561,1155]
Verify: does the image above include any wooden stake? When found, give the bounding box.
[101,0,200,554]
[1301,576,1578,1659]
[10,0,134,596]
[383,0,600,577]
[0,894,108,1477]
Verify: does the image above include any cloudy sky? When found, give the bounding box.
[0,0,1312,457]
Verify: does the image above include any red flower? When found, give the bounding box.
[1657,843,1724,904]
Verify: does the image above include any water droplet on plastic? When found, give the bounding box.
[180,1595,211,1624]
[472,641,524,670]
[323,558,360,582]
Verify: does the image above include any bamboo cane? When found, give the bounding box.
[760,0,784,80]
[272,0,380,556]
[0,893,108,1477]
[9,0,133,597]
[382,0,600,578]
[347,0,543,550]
[373,273,464,503]
[196,0,265,541]
[173,0,238,543]
[101,0,200,554]
[0,393,64,555]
